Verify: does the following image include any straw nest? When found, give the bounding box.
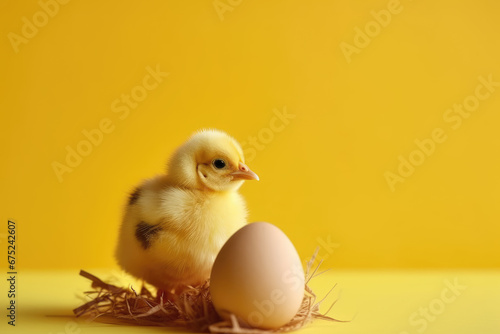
[73,250,344,333]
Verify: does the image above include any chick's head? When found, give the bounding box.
[168,129,259,191]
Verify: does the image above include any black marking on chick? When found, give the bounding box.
[135,221,163,249]
[128,187,141,205]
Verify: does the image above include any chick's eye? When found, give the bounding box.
[212,159,226,169]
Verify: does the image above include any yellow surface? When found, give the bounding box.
[1,0,500,270]
[1,269,499,333]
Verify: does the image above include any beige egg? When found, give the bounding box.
[210,222,305,329]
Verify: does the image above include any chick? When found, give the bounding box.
[115,129,259,297]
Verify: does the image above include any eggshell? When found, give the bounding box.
[210,222,305,329]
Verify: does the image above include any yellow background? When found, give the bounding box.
[1,0,500,271]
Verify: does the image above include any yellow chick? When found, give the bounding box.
[115,129,258,297]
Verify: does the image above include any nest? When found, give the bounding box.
[73,250,344,333]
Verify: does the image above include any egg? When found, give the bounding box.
[210,222,305,329]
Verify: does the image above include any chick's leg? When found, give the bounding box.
[156,288,177,302]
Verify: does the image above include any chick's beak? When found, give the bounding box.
[230,162,259,181]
